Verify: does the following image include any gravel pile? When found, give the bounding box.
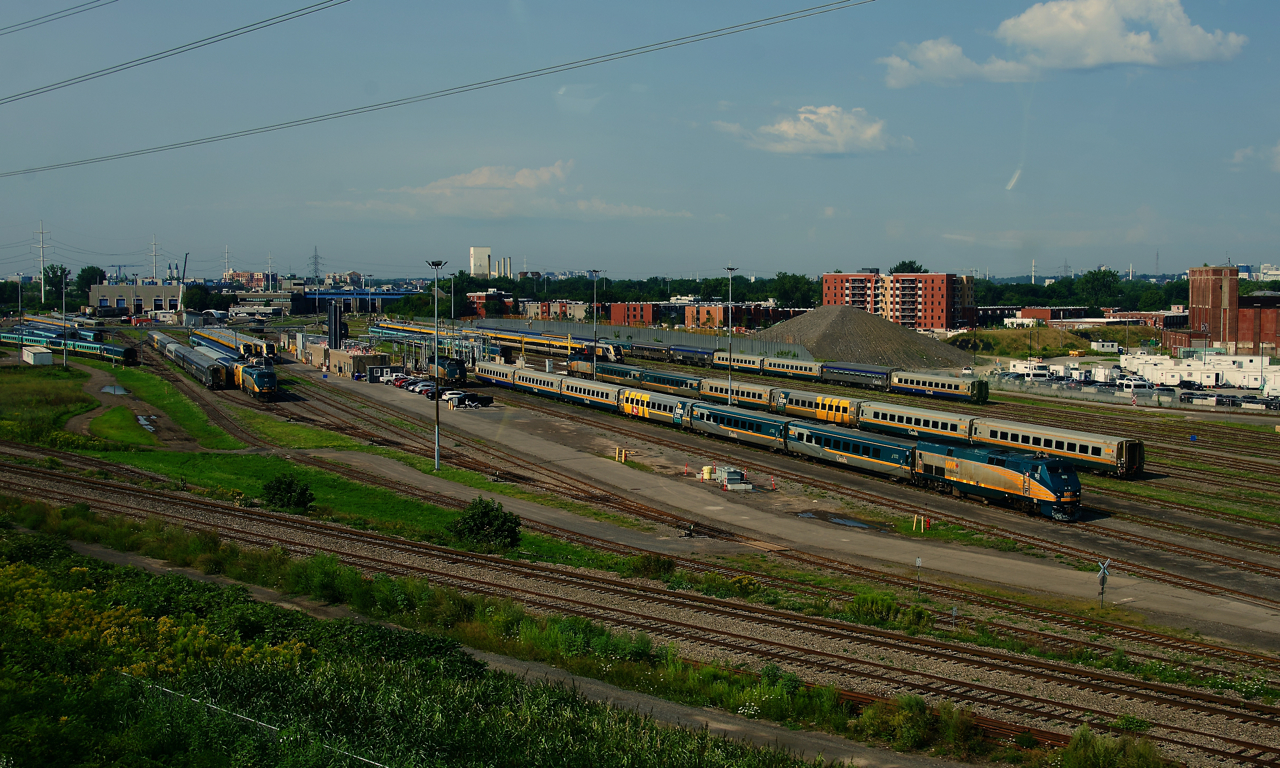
[756,306,974,370]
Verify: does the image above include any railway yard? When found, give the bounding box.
[3,324,1280,767]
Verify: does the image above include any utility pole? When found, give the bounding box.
[726,265,738,406]
[428,260,447,471]
[36,220,49,304]
[151,235,158,282]
[267,252,274,293]
[589,270,601,379]
[224,246,230,280]
[61,273,68,368]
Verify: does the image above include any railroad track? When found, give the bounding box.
[6,460,1279,766]
[462,384,1280,610]
[269,373,1280,675]
[631,358,1280,459]
[104,360,1280,675]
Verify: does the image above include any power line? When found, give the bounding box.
[0,0,351,108]
[0,0,119,39]
[0,0,877,179]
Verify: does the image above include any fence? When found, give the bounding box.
[413,316,814,361]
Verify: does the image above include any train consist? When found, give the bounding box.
[191,327,277,361]
[148,331,277,400]
[476,361,1082,520]
[629,343,988,403]
[571,359,1142,477]
[374,321,985,403]
[0,327,136,365]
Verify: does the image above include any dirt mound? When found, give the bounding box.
[757,306,974,370]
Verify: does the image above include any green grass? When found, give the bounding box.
[1084,474,1280,525]
[226,404,366,450]
[77,359,245,450]
[0,365,100,447]
[88,405,160,446]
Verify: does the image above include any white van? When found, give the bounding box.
[1121,379,1154,393]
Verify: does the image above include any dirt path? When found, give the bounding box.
[62,362,201,451]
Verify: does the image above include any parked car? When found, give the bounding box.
[1177,380,1205,391]
[441,390,467,404]
[1152,387,1177,398]
[383,374,408,385]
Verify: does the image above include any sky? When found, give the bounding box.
[0,0,1276,282]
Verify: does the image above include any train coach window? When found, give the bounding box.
[1000,431,1009,441]
[1021,435,1031,445]
[931,420,939,429]
[1055,440,1064,450]
[1078,445,1089,454]
[1092,446,1102,456]
[862,445,871,456]
[915,418,923,427]
[872,448,882,459]
[1032,437,1041,447]
[1067,442,1077,452]
[950,424,959,432]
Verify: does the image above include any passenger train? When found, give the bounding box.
[148,330,276,400]
[567,359,1142,477]
[191,327,277,361]
[474,362,1081,520]
[1,327,136,365]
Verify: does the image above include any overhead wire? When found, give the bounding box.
[0,0,352,107]
[0,0,876,179]
[0,0,119,39]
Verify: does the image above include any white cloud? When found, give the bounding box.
[1227,142,1280,173]
[309,161,691,220]
[881,0,1245,87]
[716,105,910,155]
[880,38,1033,88]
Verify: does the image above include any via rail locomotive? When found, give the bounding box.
[568,360,1142,477]
[476,362,1081,520]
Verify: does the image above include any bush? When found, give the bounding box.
[261,472,315,511]
[450,497,521,551]
[1062,725,1171,768]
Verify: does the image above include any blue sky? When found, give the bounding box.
[0,0,1274,281]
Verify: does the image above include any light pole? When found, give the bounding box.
[725,265,738,406]
[428,260,446,471]
[589,269,601,379]
[61,273,68,368]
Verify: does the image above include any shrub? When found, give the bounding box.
[261,472,315,511]
[450,497,521,551]
[1062,725,1171,768]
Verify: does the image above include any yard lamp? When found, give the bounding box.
[589,270,602,379]
[428,260,447,470]
[725,265,738,406]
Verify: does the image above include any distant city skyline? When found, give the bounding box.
[1,1,1274,281]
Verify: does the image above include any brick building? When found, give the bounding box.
[1103,309,1189,330]
[1019,306,1090,322]
[1189,266,1238,345]
[1238,295,1280,353]
[683,303,806,330]
[822,271,975,330]
[609,302,684,327]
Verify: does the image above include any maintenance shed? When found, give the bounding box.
[22,346,52,366]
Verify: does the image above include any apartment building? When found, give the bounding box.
[822,270,975,329]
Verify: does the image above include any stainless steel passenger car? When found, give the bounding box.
[856,402,973,441]
[698,378,774,410]
[970,418,1144,478]
[561,378,624,411]
[712,352,765,373]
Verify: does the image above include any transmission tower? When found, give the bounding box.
[310,246,322,315]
